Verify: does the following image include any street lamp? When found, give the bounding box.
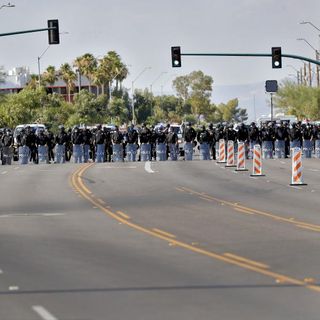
[286,65,301,85]
[297,38,320,87]
[300,21,320,34]
[131,66,151,124]
[37,46,50,88]
[37,31,69,88]
[150,71,168,94]
[0,2,15,9]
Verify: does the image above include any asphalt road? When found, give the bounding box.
[0,157,320,320]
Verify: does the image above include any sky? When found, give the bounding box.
[1,0,320,120]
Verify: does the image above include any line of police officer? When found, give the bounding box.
[1,121,320,165]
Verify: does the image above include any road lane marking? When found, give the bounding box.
[97,198,106,205]
[32,306,58,320]
[199,196,214,202]
[233,207,254,215]
[178,186,320,232]
[224,253,269,269]
[71,165,320,294]
[99,166,137,169]
[152,228,176,239]
[0,269,3,274]
[116,211,130,219]
[0,213,64,218]
[1,171,7,175]
[175,187,185,192]
[296,225,320,233]
[145,161,155,173]
[9,286,19,291]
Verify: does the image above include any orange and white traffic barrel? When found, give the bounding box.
[250,144,265,176]
[226,140,236,167]
[236,141,248,171]
[290,147,307,186]
[218,139,226,163]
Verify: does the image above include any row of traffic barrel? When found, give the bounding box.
[216,140,307,186]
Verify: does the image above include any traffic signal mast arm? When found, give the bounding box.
[0,27,56,38]
[180,52,320,66]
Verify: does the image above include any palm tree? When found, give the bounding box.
[42,65,58,86]
[26,74,39,90]
[59,63,76,102]
[73,53,97,94]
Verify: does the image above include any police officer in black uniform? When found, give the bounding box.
[208,123,216,160]
[1,129,14,165]
[25,126,38,164]
[45,128,55,163]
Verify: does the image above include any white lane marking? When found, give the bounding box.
[289,186,302,190]
[0,269,3,274]
[14,167,20,170]
[309,169,320,172]
[98,166,137,169]
[280,161,286,164]
[9,286,19,291]
[32,306,58,320]
[0,213,64,218]
[1,171,7,175]
[145,161,155,173]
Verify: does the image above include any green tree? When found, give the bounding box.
[72,90,108,125]
[73,53,97,94]
[275,80,320,120]
[216,98,248,122]
[133,89,154,124]
[42,65,58,86]
[173,71,213,117]
[59,63,76,102]
[108,97,129,125]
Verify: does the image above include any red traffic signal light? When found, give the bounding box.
[171,46,181,67]
[271,47,282,68]
[48,19,60,45]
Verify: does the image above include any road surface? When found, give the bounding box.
[0,158,319,319]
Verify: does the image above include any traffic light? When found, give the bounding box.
[48,19,60,45]
[271,47,282,68]
[171,46,181,67]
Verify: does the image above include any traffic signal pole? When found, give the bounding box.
[180,52,320,66]
[0,27,56,38]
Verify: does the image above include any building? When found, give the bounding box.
[0,66,94,101]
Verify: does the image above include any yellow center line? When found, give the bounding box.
[178,186,320,232]
[296,225,320,233]
[224,253,270,269]
[199,196,214,202]
[116,211,131,220]
[233,207,255,215]
[152,228,176,239]
[71,166,320,294]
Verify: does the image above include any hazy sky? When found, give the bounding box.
[1,0,320,103]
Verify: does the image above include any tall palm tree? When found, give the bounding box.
[73,53,97,94]
[42,65,58,86]
[59,63,76,102]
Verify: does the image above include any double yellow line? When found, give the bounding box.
[177,187,320,233]
[71,164,320,294]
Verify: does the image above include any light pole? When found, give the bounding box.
[37,46,50,88]
[287,64,301,85]
[0,2,15,9]
[297,38,320,87]
[150,71,168,94]
[37,31,69,88]
[131,66,151,124]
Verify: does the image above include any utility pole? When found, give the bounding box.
[308,62,312,86]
